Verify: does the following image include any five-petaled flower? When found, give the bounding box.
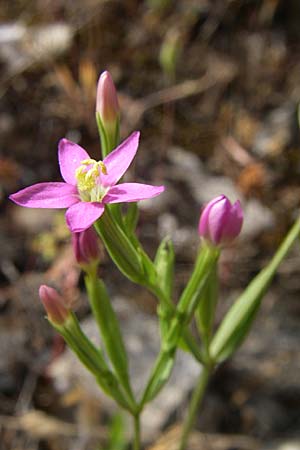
[9,132,164,232]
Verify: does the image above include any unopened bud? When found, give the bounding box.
[72,227,100,269]
[39,285,70,325]
[198,195,243,246]
[96,71,119,125]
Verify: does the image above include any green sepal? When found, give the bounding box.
[85,273,134,404]
[210,217,300,363]
[124,202,139,234]
[108,203,124,227]
[154,237,175,300]
[96,112,120,158]
[94,209,143,284]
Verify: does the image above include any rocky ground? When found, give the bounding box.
[1,1,300,449]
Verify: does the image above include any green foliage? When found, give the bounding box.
[154,237,175,300]
[103,413,127,450]
[210,218,300,362]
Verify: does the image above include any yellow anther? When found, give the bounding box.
[80,158,96,166]
[75,159,108,194]
[99,161,107,175]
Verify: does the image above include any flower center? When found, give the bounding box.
[75,159,108,202]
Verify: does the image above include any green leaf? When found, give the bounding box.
[52,314,134,412]
[85,275,134,405]
[210,217,300,362]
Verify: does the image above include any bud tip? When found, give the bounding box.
[39,285,69,325]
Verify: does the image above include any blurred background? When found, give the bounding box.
[1,0,300,449]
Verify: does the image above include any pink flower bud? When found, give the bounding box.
[96,71,119,124]
[198,195,243,246]
[72,226,100,267]
[39,285,70,325]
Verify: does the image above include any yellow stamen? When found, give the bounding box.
[75,159,107,195]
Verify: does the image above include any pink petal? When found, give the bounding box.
[58,138,90,185]
[198,195,225,238]
[103,183,165,204]
[222,200,243,242]
[101,131,140,187]
[208,197,230,245]
[65,201,105,232]
[9,182,79,208]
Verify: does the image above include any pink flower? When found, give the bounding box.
[198,195,243,246]
[9,132,164,232]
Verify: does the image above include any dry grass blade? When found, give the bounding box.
[0,410,106,440]
[120,55,237,131]
[147,425,261,450]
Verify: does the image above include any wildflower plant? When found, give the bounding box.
[9,71,300,450]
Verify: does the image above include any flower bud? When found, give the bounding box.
[96,71,119,125]
[72,226,100,269]
[39,285,70,325]
[198,195,243,246]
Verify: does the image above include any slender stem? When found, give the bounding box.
[178,365,212,450]
[133,414,141,450]
[148,281,205,364]
[95,212,205,364]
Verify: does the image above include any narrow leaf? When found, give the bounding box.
[210,218,300,362]
[85,275,134,403]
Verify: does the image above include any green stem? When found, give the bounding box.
[139,246,218,407]
[195,263,218,363]
[95,211,205,364]
[178,365,212,450]
[133,414,141,450]
[148,282,205,364]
